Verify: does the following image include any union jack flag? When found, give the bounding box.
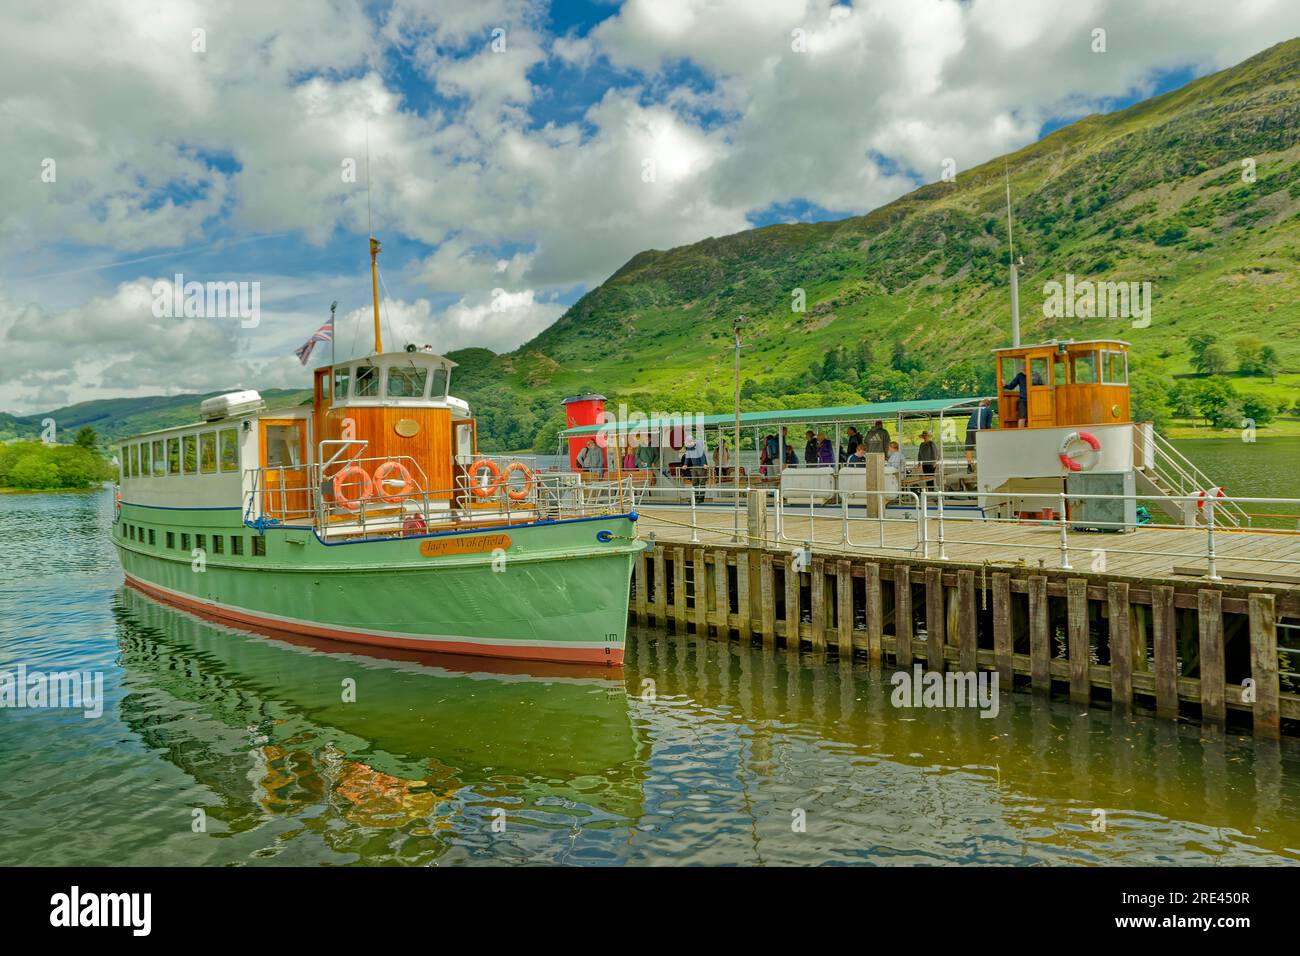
[294,317,333,365]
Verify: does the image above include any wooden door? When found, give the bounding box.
[1026,352,1055,428]
[259,419,310,521]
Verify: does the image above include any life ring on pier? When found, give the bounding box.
[467,459,502,498]
[372,460,416,504]
[332,464,375,511]
[1196,486,1225,510]
[1058,430,1101,472]
[502,462,535,501]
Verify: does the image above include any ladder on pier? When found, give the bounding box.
[1132,424,1249,528]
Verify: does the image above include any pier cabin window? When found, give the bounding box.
[139,443,150,478]
[151,441,165,477]
[182,435,197,474]
[1071,351,1098,385]
[231,536,244,556]
[354,364,380,398]
[212,534,224,554]
[219,429,239,472]
[200,433,217,473]
[167,438,181,475]
[1101,349,1128,385]
[333,366,350,401]
[386,366,427,398]
[131,445,140,478]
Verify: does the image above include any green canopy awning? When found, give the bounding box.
[561,396,991,437]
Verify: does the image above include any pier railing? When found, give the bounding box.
[644,485,1300,582]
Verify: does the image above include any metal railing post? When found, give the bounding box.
[937,484,947,560]
[1058,491,1072,570]
[920,489,929,558]
[1206,499,1219,580]
[841,490,849,545]
[690,490,700,544]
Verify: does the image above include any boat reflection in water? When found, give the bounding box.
[113,586,646,865]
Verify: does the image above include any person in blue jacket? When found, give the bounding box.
[965,398,993,471]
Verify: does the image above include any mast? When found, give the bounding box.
[370,236,383,353]
[1005,163,1020,348]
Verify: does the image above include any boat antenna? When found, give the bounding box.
[1004,161,1020,348]
[366,122,383,354]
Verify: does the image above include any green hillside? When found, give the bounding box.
[451,37,1300,451]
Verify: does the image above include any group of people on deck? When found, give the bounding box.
[574,400,999,486]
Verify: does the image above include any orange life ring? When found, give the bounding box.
[502,461,534,501]
[467,459,502,497]
[1196,486,1225,510]
[332,464,375,511]
[1058,430,1101,472]
[372,460,416,504]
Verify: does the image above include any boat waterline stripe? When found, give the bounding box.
[122,573,622,663]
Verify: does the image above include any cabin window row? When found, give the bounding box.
[121,427,240,479]
[119,523,266,556]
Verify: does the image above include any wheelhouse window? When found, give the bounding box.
[151,440,165,476]
[200,432,217,473]
[1101,349,1128,385]
[1029,356,1049,387]
[354,364,380,398]
[219,429,239,472]
[1053,356,1069,386]
[430,366,449,399]
[333,366,350,401]
[1071,351,1098,384]
[182,434,197,474]
[167,438,181,475]
[386,366,428,398]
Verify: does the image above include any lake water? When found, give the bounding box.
[2,470,1299,866]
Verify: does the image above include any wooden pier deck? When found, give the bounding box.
[628,507,1300,737]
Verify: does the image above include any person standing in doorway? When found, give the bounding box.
[966,399,993,471]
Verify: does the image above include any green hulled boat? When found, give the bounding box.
[111,235,643,665]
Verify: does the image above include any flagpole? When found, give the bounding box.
[329,300,337,367]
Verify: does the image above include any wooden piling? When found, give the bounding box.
[894,564,913,668]
[759,553,776,644]
[692,547,709,635]
[810,557,826,650]
[866,563,883,661]
[653,546,668,625]
[736,553,751,641]
[784,554,800,651]
[713,549,729,638]
[992,572,1012,686]
[1197,589,1225,726]
[957,570,977,672]
[1249,593,1280,738]
[1152,585,1178,719]
[672,547,688,629]
[1067,578,1090,705]
[1108,582,1132,708]
[925,566,944,672]
[1029,576,1049,693]
[836,559,853,655]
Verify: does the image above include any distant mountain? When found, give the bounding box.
[4,390,310,445]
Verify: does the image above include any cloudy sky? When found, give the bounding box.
[1,0,1297,413]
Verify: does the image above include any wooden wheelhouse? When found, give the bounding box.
[993,339,1131,429]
